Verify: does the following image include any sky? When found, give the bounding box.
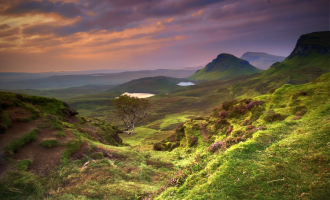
[0,0,328,73]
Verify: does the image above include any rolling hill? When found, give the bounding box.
[188,53,262,81]
[106,76,190,94]
[240,52,286,70]
[0,69,197,90]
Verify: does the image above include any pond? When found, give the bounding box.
[121,92,155,98]
[177,82,195,86]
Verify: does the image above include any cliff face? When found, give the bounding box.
[287,31,329,60]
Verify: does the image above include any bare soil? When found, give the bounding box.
[7,107,32,120]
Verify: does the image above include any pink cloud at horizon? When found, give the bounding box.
[0,0,328,73]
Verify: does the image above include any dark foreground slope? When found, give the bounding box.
[189,53,262,81]
[150,73,330,200]
[0,93,174,200]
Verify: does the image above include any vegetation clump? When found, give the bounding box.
[90,152,104,159]
[5,129,39,154]
[208,141,225,153]
[16,159,33,171]
[263,109,286,122]
[39,139,59,148]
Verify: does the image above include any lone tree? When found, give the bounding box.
[111,94,150,134]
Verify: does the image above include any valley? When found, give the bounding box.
[0,30,329,200]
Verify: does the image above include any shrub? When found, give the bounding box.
[246,125,256,131]
[153,142,164,151]
[208,141,225,153]
[292,90,308,101]
[220,99,238,110]
[228,102,246,118]
[227,127,233,134]
[189,136,198,147]
[245,100,263,110]
[167,169,187,187]
[217,119,229,126]
[292,106,308,116]
[263,109,285,122]
[219,110,227,118]
[39,139,59,148]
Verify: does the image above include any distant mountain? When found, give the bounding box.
[188,53,262,81]
[180,66,204,71]
[0,69,196,90]
[10,85,115,100]
[240,52,285,70]
[0,69,126,83]
[232,31,330,94]
[107,76,190,94]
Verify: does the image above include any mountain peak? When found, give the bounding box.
[189,53,262,81]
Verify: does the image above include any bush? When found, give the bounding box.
[245,100,263,110]
[292,106,308,116]
[189,136,198,147]
[263,109,285,122]
[153,142,164,151]
[39,139,59,148]
[292,91,308,101]
[220,100,238,110]
[219,110,227,118]
[6,129,39,153]
[208,141,225,153]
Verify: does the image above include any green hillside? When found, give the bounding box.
[231,31,330,95]
[0,92,175,200]
[151,73,330,199]
[188,53,262,81]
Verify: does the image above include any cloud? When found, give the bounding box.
[0,24,10,30]
[0,27,20,38]
[3,0,83,18]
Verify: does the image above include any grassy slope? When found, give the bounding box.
[189,54,262,81]
[154,73,330,199]
[0,92,175,200]
[232,52,329,95]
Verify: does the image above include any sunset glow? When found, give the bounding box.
[0,0,328,72]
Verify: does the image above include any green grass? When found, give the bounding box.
[39,139,59,148]
[16,159,33,171]
[5,128,39,154]
[153,73,330,199]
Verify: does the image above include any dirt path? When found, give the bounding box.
[0,120,40,154]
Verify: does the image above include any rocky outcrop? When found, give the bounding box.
[287,31,330,60]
